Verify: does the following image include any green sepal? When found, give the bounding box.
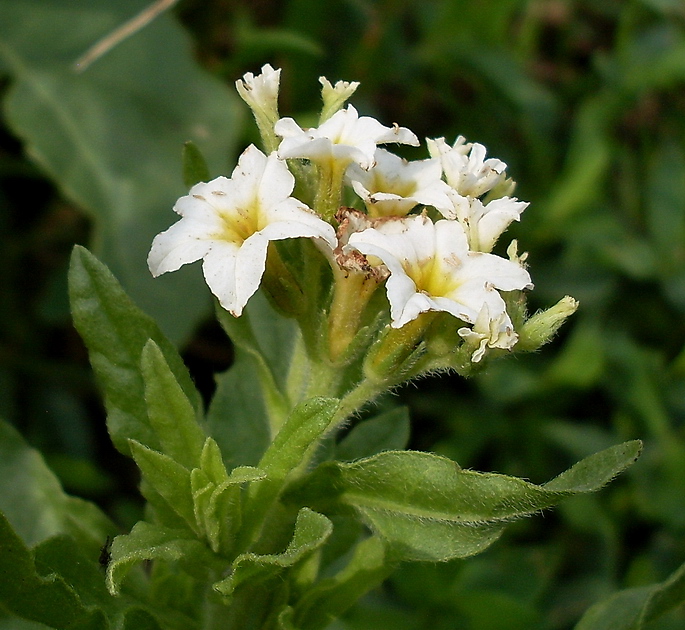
[575,558,685,630]
[182,141,211,188]
[0,512,102,629]
[213,508,332,599]
[68,246,202,457]
[129,441,196,533]
[141,340,206,470]
[335,407,410,462]
[286,441,642,562]
[290,536,394,630]
[106,522,219,596]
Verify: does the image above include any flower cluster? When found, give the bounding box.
[149,65,572,368]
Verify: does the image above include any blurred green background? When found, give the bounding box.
[1,0,685,628]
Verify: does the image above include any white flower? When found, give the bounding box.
[275,105,419,170]
[458,304,518,362]
[427,136,507,198]
[346,148,454,217]
[446,193,528,252]
[235,64,281,114]
[148,145,336,316]
[347,215,532,329]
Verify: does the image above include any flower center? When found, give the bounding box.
[405,254,463,298]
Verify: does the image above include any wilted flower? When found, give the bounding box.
[147,145,336,316]
[458,304,519,362]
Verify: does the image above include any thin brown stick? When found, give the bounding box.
[73,0,181,72]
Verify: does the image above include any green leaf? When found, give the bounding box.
[287,442,641,562]
[215,292,300,431]
[213,508,332,598]
[208,292,306,469]
[292,536,395,630]
[141,340,205,469]
[190,446,265,554]
[335,407,410,462]
[0,512,100,629]
[182,141,211,188]
[0,419,113,551]
[199,438,230,485]
[129,441,196,532]
[69,246,201,456]
[576,560,685,630]
[206,350,273,469]
[0,0,243,342]
[259,398,340,480]
[106,522,218,596]
[237,398,339,551]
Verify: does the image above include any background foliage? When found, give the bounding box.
[1,0,684,628]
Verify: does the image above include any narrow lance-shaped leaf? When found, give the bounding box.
[286,441,642,562]
[141,340,206,470]
[129,440,197,533]
[69,246,202,456]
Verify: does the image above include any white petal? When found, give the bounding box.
[475,197,528,252]
[148,220,220,276]
[460,253,533,292]
[201,242,241,313]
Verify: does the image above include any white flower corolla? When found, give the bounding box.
[346,148,454,218]
[148,145,337,317]
[235,64,281,114]
[447,193,528,252]
[427,136,507,198]
[458,304,519,362]
[346,215,533,329]
[275,105,419,170]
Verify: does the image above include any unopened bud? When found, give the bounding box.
[516,296,579,352]
[319,77,360,123]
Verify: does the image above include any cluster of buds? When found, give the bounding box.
[147,65,576,385]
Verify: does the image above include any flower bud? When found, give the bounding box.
[516,296,579,352]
